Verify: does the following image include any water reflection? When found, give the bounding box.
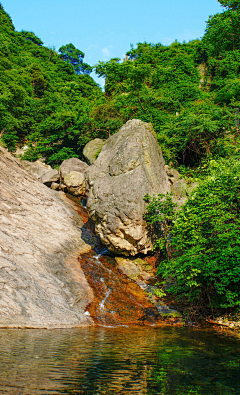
[0,327,239,394]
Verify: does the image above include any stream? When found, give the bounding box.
[0,326,240,394]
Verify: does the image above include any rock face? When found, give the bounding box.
[85,119,170,255]
[64,171,86,196]
[116,257,154,284]
[40,169,59,186]
[59,158,89,181]
[21,159,52,180]
[83,138,105,164]
[0,147,94,328]
[165,165,187,208]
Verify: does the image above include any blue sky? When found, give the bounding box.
[2,0,222,85]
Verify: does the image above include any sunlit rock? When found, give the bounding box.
[83,138,105,164]
[64,171,86,196]
[21,159,52,180]
[59,157,88,182]
[0,147,94,328]
[85,119,171,255]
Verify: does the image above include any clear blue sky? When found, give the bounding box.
[2,0,222,85]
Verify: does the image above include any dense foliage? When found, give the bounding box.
[145,159,240,313]
[1,1,240,167]
[0,4,109,163]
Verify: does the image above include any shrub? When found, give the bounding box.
[146,159,240,312]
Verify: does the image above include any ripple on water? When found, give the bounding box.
[0,327,239,394]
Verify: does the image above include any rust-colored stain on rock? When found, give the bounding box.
[79,252,161,326]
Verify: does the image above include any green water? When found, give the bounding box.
[0,326,239,394]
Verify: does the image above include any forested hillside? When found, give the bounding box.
[1,1,240,168]
[0,4,105,164]
[95,1,240,169]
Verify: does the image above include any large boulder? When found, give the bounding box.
[59,158,88,181]
[85,119,171,255]
[83,138,105,164]
[0,147,94,328]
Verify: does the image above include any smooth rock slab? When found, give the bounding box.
[0,147,94,328]
[85,119,170,255]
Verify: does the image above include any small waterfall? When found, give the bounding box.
[79,251,161,326]
[99,278,111,311]
[68,194,169,327]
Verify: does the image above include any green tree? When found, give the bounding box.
[20,30,43,46]
[59,43,92,75]
[204,0,240,56]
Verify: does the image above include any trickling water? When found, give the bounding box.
[79,251,163,327]
[99,288,111,311]
[63,195,178,327]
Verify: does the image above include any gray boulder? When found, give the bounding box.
[83,138,105,164]
[64,171,86,196]
[85,119,170,255]
[40,169,59,186]
[59,158,88,181]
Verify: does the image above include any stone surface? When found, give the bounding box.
[0,147,94,328]
[115,256,181,319]
[165,165,181,185]
[21,159,52,180]
[59,158,88,181]
[59,183,68,192]
[164,166,188,208]
[51,182,60,191]
[64,171,86,196]
[171,178,187,199]
[40,169,59,185]
[79,252,163,326]
[85,119,170,255]
[83,138,105,164]
[116,257,154,283]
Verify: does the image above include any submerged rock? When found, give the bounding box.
[0,147,94,328]
[85,119,170,255]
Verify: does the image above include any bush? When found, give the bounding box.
[2,130,18,152]
[146,159,240,313]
